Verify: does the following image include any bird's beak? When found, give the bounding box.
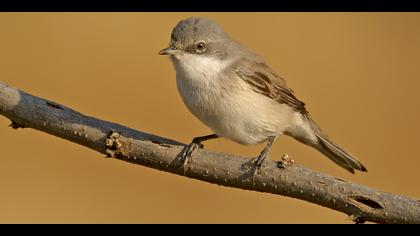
[159,47,182,55]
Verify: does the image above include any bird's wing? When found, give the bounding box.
[232,58,307,114]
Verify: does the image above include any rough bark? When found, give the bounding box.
[1,81,419,224]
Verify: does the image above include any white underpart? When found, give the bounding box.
[171,53,317,145]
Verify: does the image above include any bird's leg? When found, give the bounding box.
[255,136,277,168]
[181,134,219,165]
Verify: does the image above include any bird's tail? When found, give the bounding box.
[306,116,367,174]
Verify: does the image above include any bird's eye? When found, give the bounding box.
[195,41,207,53]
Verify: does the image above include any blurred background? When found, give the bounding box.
[0,13,419,223]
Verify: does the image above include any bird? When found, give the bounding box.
[159,17,367,173]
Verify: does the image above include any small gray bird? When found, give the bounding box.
[159,17,367,173]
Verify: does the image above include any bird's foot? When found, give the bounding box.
[254,149,269,169]
[254,138,274,175]
[180,138,205,167]
[179,134,218,170]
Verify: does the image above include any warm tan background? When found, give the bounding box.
[0,13,419,223]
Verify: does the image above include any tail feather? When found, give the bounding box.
[316,133,367,173]
[306,116,367,174]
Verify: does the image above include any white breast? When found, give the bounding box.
[171,54,301,145]
[173,54,227,128]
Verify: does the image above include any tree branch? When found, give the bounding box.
[1,81,419,224]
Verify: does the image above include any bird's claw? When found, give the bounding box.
[254,152,268,169]
[181,141,204,166]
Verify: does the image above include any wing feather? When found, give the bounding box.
[232,58,307,114]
